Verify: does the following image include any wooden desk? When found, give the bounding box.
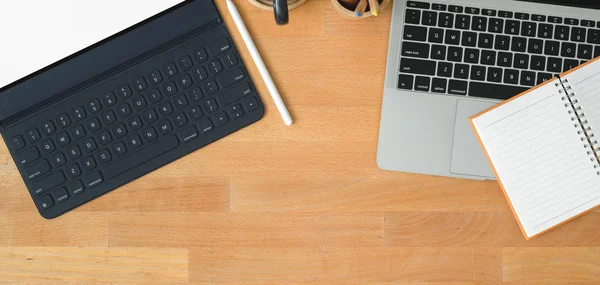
[1,0,599,283]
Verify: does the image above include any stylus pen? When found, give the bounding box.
[226,0,294,126]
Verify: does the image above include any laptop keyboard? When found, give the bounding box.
[398,0,600,100]
[3,26,264,218]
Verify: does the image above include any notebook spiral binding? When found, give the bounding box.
[558,78,600,175]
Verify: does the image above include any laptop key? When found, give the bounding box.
[515,12,529,20]
[31,171,65,195]
[468,82,527,99]
[511,37,527,52]
[83,171,104,188]
[9,136,25,151]
[18,147,39,166]
[578,44,593,59]
[565,18,578,25]
[422,11,437,26]
[487,67,503,83]
[472,16,487,31]
[408,1,430,9]
[38,195,54,210]
[561,42,576,58]
[461,32,477,47]
[497,52,513,67]
[538,24,553,39]
[402,42,430,59]
[564,59,579,72]
[482,9,496,17]
[505,20,520,35]
[104,135,179,179]
[544,40,560,56]
[471,66,486,81]
[415,76,431,91]
[403,25,426,41]
[454,64,469,79]
[448,80,467,95]
[520,71,536,86]
[481,50,496,65]
[521,22,536,37]
[572,27,586,42]
[528,39,543,54]
[532,14,546,22]
[55,188,70,204]
[431,78,447,93]
[548,16,562,24]
[445,30,461,45]
[554,25,569,41]
[455,14,470,30]
[437,62,453,77]
[438,13,454,28]
[588,29,600,44]
[494,35,510,50]
[504,69,519,84]
[514,54,529,69]
[499,11,513,18]
[478,33,493,49]
[447,46,463,62]
[536,72,553,85]
[464,48,479,64]
[448,5,463,13]
[405,9,421,24]
[530,55,546,71]
[25,160,51,181]
[465,7,479,15]
[431,45,446,60]
[432,4,446,11]
[547,57,563,72]
[428,28,444,43]
[399,58,436,76]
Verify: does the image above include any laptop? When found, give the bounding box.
[378,0,600,179]
[0,0,264,218]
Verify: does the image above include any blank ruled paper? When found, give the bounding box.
[471,78,600,238]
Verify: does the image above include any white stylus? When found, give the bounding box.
[226,0,293,126]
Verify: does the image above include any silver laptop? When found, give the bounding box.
[378,0,600,179]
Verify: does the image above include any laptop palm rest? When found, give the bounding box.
[450,99,496,179]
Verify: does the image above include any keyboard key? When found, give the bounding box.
[514,53,529,69]
[582,20,595,27]
[478,33,493,49]
[203,80,219,95]
[189,105,204,120]
[588,29,600,44]
[578,44,593,59]
[118,85,132,99]
[468,82,527,99]
[572,27,586,42]
[422,11,437,26]
[113,123,128,139]
[193,48,208,63]
[173,113,188,128]
[83,171,103,188]
[504,69,519,84]
[431,78,447,93]
[199,119,214,134]
[18,147,39,166]
[147,89,162,104]
[158,101,174,116]
[432,3,446,11]
[208,38,231,56]
[132,96,147,111]
[223,53,239,68]
[438,13,453,28]
[163,81,178,96]
[515,12,529,20]
[548,16,562,24]
[112,142,127,157]
[497,52,513,67]
[511,37,527,52]
[487,67,503,83]
[505,20,520,35]
[218,82,254,107]
[431,44,446,60]
[40,140,55,154]
[133,77,148,92]
[564,59,579,72]
[398,74,414,90]
[547,57,563,72]
[53,188,69,203]
[158,120,173,135]
[104,135,180,179]
[193,67,208,82]
[464,48,479,64]
[86,118,101,133]
[499,11,513,18]
[180,125,199,143]
[25,160,51,181]
[83,138,97,153]
[561,42,576,58]
[448,80,467,95]
[72,107,86,121]
[403,25,427,41]
[178,74,193,89]
[102,92,117,107]
[528,39,543,54]
[26,128,40,143]
[56,132,70,147]
[87,99,102,114]
[69,181,85,196]
[66,163,81,178]
[448,5,462,13]
[218,67,246,88]
[520,71,536,86]
[495,35,510,50]
[405,9,421,24]
[521,21,536,37]
[465,7,479,14]
[31,171,65,195]
[414,76,430,91]
[536,72,553,84]
[71,125,86,140]
[41,121,56,136]
[39,195,54,210]
[461,31,477,47]
[445,29,461,45]
[117,103,132,118]
[407,1,429,9]
[97,131,112,146]
[57,113,71,128]
[67,145,81,160]
[163,63,178,78]
[564,18,578,26]
[128,135,143,150]
[437,62,453,77]
[455,14,470,30]
[102,110,116,125]
[532,14,546,22]
[213,112,229,127]
[482,9,496,17]
[148,69,163,85]
[471,66,486,81]
[453,64,469,79]
[9,135,25,151]
[554,25,569,41]
[538,24,553,39]
[531,55,546,71]
[82,157,97,172]
[400,58,437,76]
[228,105,244,120]
[178,55,193,70]
[203,98,219,113]
[143,109,158,124]
[50,152,66,167]
[142,127,158,143]
[188,88,204,103]
[174,95,189,110]
[481,50,496,65]
[544,40,560,55]
[472,16,487,31]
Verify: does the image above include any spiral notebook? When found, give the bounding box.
[471,57,600,239]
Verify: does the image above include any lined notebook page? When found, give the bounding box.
[472,79,600,238]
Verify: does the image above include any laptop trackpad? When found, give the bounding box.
[450,100,496,179]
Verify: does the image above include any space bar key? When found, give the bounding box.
[104,135,180,179]
[468,82,529,100]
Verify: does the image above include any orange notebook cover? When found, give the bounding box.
[470,57,600,239]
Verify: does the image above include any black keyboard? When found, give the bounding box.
[398,0,600,100]
[0,0,264,218]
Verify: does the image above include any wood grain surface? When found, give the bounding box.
[1,0,598,283]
